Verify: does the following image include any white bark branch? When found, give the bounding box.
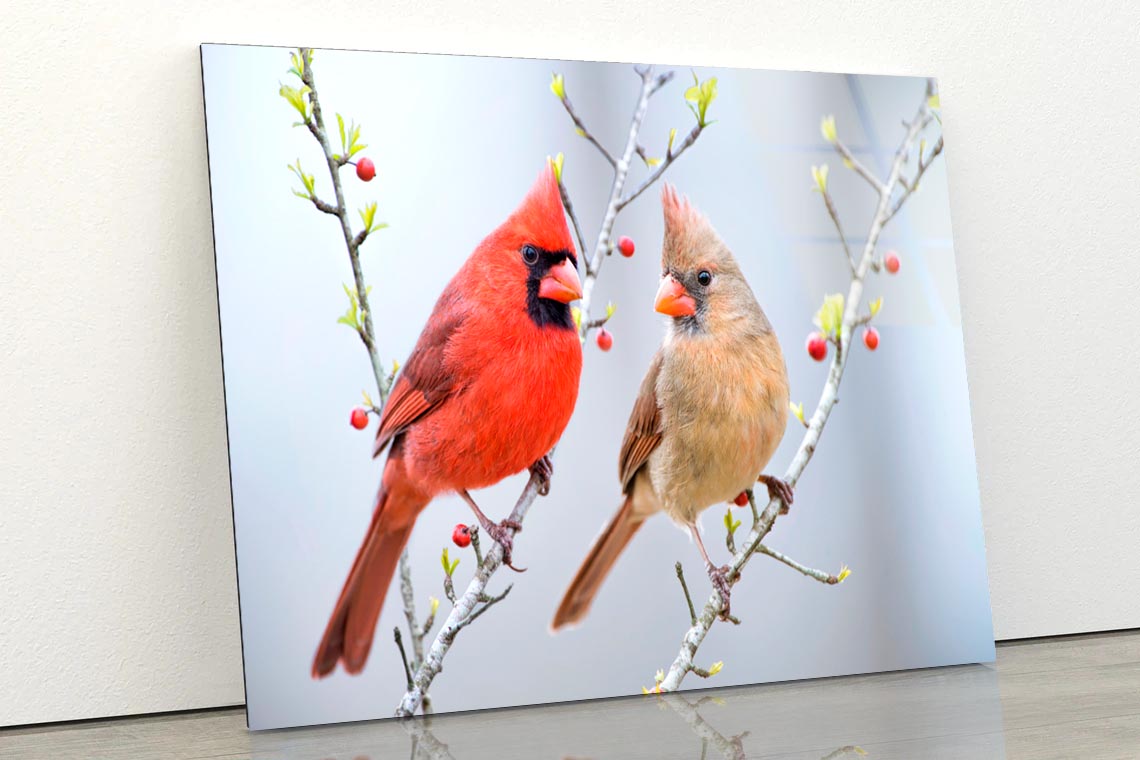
[659,81,940,692]
[299,49,390,398]
[757,544,842,584]
[395,475,544,717]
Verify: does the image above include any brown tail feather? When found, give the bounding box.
[552,495,645,630]
[312,461,427,678]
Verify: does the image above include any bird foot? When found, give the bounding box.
[485,519,526,572]
[530,455,554,497]
[707,563,733,621]
[759,474,794,515]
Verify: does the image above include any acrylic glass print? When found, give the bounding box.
[200,44,994,730]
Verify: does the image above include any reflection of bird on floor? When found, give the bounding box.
[553,184,792,629]
[314,166,583,677]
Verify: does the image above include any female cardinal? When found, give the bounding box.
[314,166,583,678]
[552,185,791,629]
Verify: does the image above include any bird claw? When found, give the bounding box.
[486,519,526,572]
[759,475,794,514]
[707,564,733,621]
[530,455,554,496]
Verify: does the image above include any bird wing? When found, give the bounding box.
[618,351,664,493]
[373,286,466,458]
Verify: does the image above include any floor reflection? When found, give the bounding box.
[248,663,1006,759]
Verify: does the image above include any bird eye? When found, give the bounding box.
[522,245,539,265]
[697,270,712,286]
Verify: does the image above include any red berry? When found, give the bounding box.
[863,327,880,351]
[356,157,376,182]
[350,407,369,430]
[452,524,471,548]
[884,251,900,274]
[733,492,749,507]
[617,236,635,257]
[806,332,828,362]
[596,328,613,352]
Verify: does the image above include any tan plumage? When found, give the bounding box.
[553,185,791,629]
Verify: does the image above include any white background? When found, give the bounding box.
[3,0,1138,727]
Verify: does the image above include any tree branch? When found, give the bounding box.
[395,474,545,716]
[820,188,856,275]
[556,92,617,168]
[832,138,885,195]
[616,123,701,212]
[557,179,589,262]
[757,544,845,584]
[675,561,697,626]
[299,49,390,400]
[658,83,941,692]
[294,48,435,712]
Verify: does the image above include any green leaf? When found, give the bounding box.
[723,508,741,536]
[278,84,311,121]
[288,159,314,200]
[605,301,616,320]
[820,114,837,144]
[789,401,806,426]
[869,297,883,318]
[338,283,360,329]
[550,72,565,99]
[667,127,677,154]
[813,293,845,339]
[337,113,346,154]
[811,164,829,193]
[548,152,565,183]
[441,548,459,577]
[359,202,376,232]
[684,72,718,127]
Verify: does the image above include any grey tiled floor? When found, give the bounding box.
[3,630,1139,759]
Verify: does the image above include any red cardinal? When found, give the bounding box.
[313,167,583,678]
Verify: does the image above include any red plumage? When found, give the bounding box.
[313,167,583,678]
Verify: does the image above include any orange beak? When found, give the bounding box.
[654,274,696,317]
[538,257,583,303]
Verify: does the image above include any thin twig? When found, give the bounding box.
[757,545,841,584]
[558,180,589,260]
[556,93,618,168]
[886,134,943,222]
[469,525,484,567]
[299,49,389,399]
[675,562,697,626]
[820,188,856,274]
[658,84,941,692]
[456,584,513,631]
[394,628,414,689]
[832,139,885,195]
[617,123,700,212]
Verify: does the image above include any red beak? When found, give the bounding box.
[655,274,696,317]
[538,258,583,303]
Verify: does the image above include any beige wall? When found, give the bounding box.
[3,0,1138,727]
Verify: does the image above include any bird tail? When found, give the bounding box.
[552,494,645,630]
[312,451,428,678]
